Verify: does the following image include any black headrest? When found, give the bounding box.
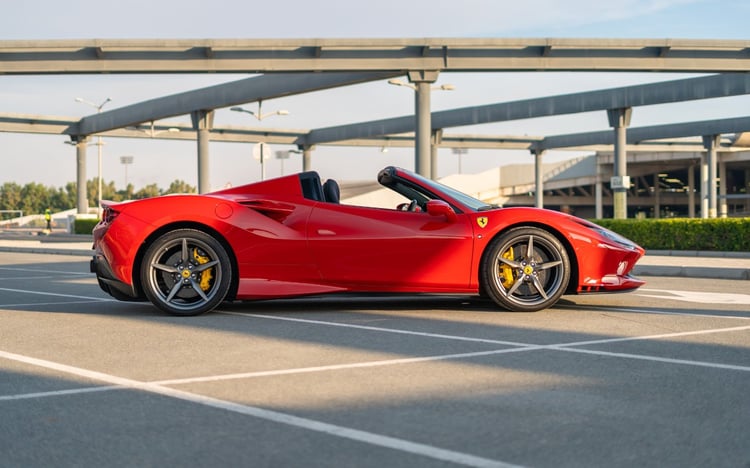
[322,179,340,204]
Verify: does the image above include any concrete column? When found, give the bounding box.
[702,135,720,218]
[595,157,603,219]
[300,146,313,172]
[687,164,696,218]
[75,138,89,215]
[430,129,443,180]
[408,71,439,179]
[719,159,728,218]
[607,108,632,219]
[191,110,214,194]
[532,148,545,208]
[700,154,708,219]
[653,173,661,219]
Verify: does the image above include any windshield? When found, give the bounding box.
[407,170,497,211]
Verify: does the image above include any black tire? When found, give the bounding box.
[480,226,570,312]
[140,229,232,316]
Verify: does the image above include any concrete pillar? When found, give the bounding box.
[719,159,728,218]
[607,108,632,219]
[75,138,89,215]
[595,157,603,219]
[191,110,214,194]
[687,164,696,218]
[653,173,661,219]
[702,135,720,218]
[300,146,313,172]
[700,154,708,219]
[430,129,442,180]
[408,71,439,178]
[532,148,545,208]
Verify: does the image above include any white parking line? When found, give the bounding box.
[0,349,521,468]
[637,289,750,305]
[231,312,750,374]
[0,266,90,276]
[559,303,750,320]
[222,311,532,347]
[152,346,543,386]
[0,300,110,308]
[554,347,750,372]
[0,287,112,302]
[0,385,120,401]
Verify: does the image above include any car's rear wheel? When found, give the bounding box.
[140,229,231,316]
[480,226,570,312]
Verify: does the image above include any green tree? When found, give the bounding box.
[19,182,53,215]
[134,184,160,200]
[0,182,22,213]
[164,180,196,195]
[49,185,75,212]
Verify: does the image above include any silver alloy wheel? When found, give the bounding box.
[141,229,231,316]
[481,227,570,312]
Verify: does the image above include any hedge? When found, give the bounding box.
[72,216,748,252]
[73,218,99,235]
[593,218,750,252]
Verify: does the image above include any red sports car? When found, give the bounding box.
[91,166,645,316]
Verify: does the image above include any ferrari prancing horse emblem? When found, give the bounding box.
[477,217,488,228]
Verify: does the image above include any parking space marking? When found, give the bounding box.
[0,385,120,401]
[0,287,112,302]
[152,346,543,386]
[562,304,750,320]
[637,288,750,305]
[230,311,750,374]
[553,347,750,372]
[0,276,65,281]
[0,300,109,308]
[0,266,90,276]
[555,324,750,347]
[0,349,521,468]
[222,311,532,347]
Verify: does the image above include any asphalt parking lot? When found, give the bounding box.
[1,251,749,468]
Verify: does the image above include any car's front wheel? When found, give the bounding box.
[140,229,231,316]
[480,227,570,312]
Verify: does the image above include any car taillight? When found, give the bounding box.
[102,206,120,224]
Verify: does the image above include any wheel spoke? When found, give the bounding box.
[165,281,183,303]
[192,260,219,273]
[530,275,549,299]
[152,263,178,274]
[189,279,209,301]
[180,238,189,263]
[537,260,562,270]
[506,275,525,296]
[525,235,535,259]
[498,256,521,269]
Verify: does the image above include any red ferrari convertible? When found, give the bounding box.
[91,166,645,315]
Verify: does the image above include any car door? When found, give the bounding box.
[306,202,474,291]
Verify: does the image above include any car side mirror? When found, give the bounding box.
[426,200,457,222]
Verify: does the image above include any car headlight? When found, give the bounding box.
[590,225,638,249]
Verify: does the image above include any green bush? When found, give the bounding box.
[593,218,750,251]
[73,218,100,235]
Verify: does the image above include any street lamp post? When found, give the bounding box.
[451,148,468,174]
[120,155,134,195]
[231,102,289,181]
[75,97,111,217]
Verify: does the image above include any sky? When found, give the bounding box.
[1,0,749,191]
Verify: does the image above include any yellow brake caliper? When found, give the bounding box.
[192,248,213,291]
[499,247,515,288]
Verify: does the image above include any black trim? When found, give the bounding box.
[91,255,144,301]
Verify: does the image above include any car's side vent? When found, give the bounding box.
[239,200,295,223]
